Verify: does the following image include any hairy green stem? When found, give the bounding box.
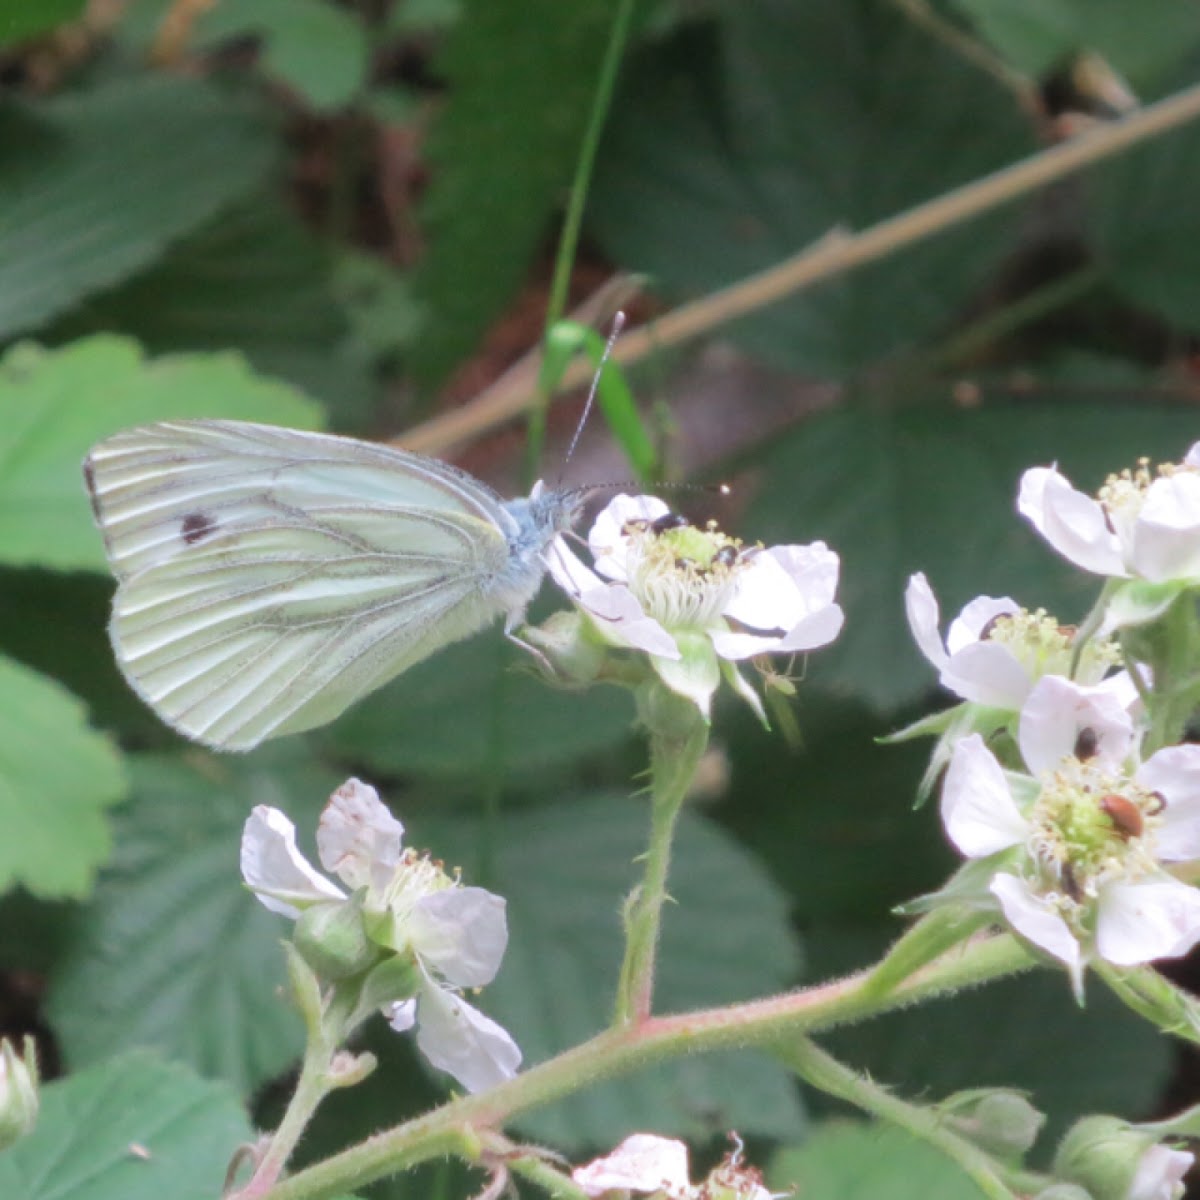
[614,702,710,1025]
[525,0,638,480]
[259,934,1034,1200]
[777,1038,1026,1200]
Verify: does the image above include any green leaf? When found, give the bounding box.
[1089,120,1200,330]
[948,0,1200,90]
[410,0,620,386]
[589,1,1034,376]
[770,1120,985,1200]
[195,0,370,111]
[0,0,86,46]
[0,652,124,899]
[745,393,1200,712]
[721,694,954,922]
[322,626,638,779]
[54,202,373,424]
[0,336,322,573]
[0,1051,252,1200]
[0,75,276,339]
[423,795,806,1148]
[47,749,339,1091]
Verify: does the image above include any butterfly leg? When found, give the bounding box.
[503,613,555,676]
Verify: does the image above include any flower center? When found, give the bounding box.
[622,519,747,631]
[379,849,456,920]
[1098,456,1197,544]
[1027,757,1162,901]
[981,608,1118,685]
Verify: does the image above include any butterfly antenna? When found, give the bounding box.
[559,310,626,485]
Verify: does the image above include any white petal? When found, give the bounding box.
[715,543,843,658]
[721,658,767,725]
[1131,472,1200,583]
[1129,1144,1194,1200]
[1138,745,1200,861]
[653,633,720,718]
[410,887,508,987]
[386,997,417,1032]
[724,543,839,631]
[904,572,949,669]
[1018,466,1126,576]
[1096,877,1200,964]
[941,735,1028,857]
[548,537,681,659]
[573,1135,692,1199]
[1185,443,1200,469]
[945,595,1019,654]
[990,872,1083,984]
[1017,675,1133,778]
[940,641,1032,709]
[588,494,669,581]
[316,778,403,891]
[413,984,521,1093]
[546,535,606,598]
[240,806,345,918]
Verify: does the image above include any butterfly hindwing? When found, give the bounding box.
[85,421,518,750]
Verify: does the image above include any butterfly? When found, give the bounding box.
[83,420,584,751]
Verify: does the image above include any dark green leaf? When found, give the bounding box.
[949,0,1200,90]
[54,203,374,425]
[590,0,1034,376]
[422,795,806,1149]
[1089,120,1200,329]
[47,749,339,1091]
[0,75,276,338]
[195,0,370,111]
[0,1052,252,1200]
[322,626,637,779]
[746,393,1200,712]
[410,0,620,386]
[0,336,322,573]
[769,1120,984,1200]
[0,0,86,46]
[0,653,125,898]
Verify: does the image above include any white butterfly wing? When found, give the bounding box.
[85,420,518,750]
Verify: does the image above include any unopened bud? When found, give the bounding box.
[1055,1116,1192,1200]
[0,1036,39,1150]
[359,951,423,1012]
[294,899,379,981]
[523,611,609,685]
[941,1088,1045,1159]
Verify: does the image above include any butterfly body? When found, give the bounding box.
[83,420,581,751]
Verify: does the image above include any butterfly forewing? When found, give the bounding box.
[85,420,521,750]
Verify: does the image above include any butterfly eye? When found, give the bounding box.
[181,512,217,544]
[651,512,690,535]
[1074,726,1099,760]
[1100,793,1144,840]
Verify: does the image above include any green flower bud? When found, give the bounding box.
[0,1036,39,1150]
[1054,1116,1184,1200]
[522,611,610,686]
[359,950,423,1012]
[294,899,379,981]
[940,1088,1045,1160]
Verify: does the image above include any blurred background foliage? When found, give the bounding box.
[2,1,1200,1197]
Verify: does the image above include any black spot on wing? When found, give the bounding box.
[82,457,102,523]
[181,511,217,545]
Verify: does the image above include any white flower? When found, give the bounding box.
[940,676,1200,995]
[548,494,844,717]
[573,1134,693,1199]
[573,1134,778,1200]
[1018,446,1200,584]
[1129,1144,1193,1200]
[905,572,1125,708]
[240,779,520,1093]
